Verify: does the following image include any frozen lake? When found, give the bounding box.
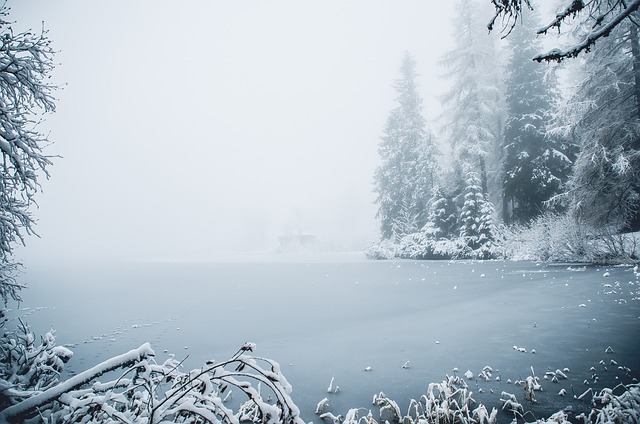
[10,253,640,422]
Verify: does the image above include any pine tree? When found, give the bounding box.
[374,52,439,240]
[459,172,496,259]
[440,0,504,205]
[551,12,640,231]
[502,9,575,224]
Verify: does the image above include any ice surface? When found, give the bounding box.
[12,255,640,422]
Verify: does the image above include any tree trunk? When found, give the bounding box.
[479,156,488,195]
[630,23,640,124]
[627,23,640,232]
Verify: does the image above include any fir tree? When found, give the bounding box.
[551,11,640,231]
[440,0,504,205]
[422,187,458,241]
[374,52,439,240]
[459,172,496,259]
[501,9,574,224]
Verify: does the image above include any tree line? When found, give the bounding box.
[372,1,640,260]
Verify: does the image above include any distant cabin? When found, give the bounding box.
[278,233,316,250]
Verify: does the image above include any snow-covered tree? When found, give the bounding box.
[440,0,504,205]
[422,187,458,241]
[550,12,640,231]
[501,9,575,224]
[488,0,640,62]
[0,5,56,304]
[374,52,439,241]
[398,187,459,260]
[391,199,420,240]
[459,172,496,259]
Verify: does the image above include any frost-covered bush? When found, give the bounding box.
[596,229,639,263]
[497,212,591,261]
[498,212,639,262]
[365,239,398,260]
[0,339,302,424]
[0,312,72,410]
[395,232,462,260]
[367,233,502,261]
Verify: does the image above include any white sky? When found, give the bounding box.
[10,1,479,263]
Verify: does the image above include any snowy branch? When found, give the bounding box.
[535,0,640,62]
[487,0,533,35]
[489,0,640,62]
[0,339,303,424]
[0,4,57,303]
[0,343,155,422]
[536,0,585,35]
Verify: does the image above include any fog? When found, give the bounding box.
[12,1,459,263]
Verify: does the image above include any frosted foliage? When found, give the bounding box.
[0,314,71,408]
[0,339,303,424]
[0,5,56,304]
[550,15,640,230]
[497,212,640,262]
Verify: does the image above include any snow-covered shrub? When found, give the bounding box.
[0,313,72,410]
[596,229,639,263]
[0,341,302,423]
[394,231,459,260]
[365,239,398,260]
[498,212,597,261]
[395,232,436,259]
[498,212,639,262]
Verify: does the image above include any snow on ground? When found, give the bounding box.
[10,254,640,422]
